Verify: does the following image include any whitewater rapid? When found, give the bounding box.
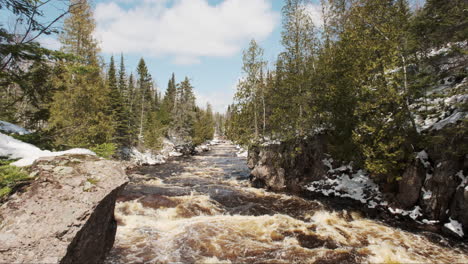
[105,141,467,264]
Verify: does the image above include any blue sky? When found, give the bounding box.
[35,0,302,112]
[33,0,423,112]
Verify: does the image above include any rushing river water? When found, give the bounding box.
[105,141,468,264]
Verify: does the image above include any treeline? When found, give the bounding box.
[1,0,215,157]
[226,0,467,181]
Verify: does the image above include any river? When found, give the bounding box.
[105,141,468,263]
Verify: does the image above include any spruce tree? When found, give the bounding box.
[135,58,156,146]
[272,0,318,137]
[233,39,265,142]
[108,56,130,149]
[59,0,99,66]
[172,77,196,142]
[118,53,127,95]
[50,0,113,149]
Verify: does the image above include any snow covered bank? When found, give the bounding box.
[0,132,95,167]
[235,145,248,158]
[129,148,166,166]
[305,157,465,236]
[0,121,31,135]
[306,159,384,208]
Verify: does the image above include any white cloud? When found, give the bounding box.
[38,36,61,50]
[94,0,279,65]
[305,2,324,28]
[196,81,237,113]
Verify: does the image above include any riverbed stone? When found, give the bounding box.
[0,154,128,264]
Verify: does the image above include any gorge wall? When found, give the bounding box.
[248,125,467,237]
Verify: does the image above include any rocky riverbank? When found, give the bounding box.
[248,129,467,240]
[0,154,128,263]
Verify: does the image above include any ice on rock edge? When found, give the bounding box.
[416,150,431,168]
[0,132,95,167]
[456,170,467,190]
[444,218,464,237]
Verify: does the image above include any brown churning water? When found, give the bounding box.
[105,142,468,264]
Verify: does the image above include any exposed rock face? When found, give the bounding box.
[248,129,467,236]
[0,154,128,264]
[397,159,426,209]
[420,160,460,222]
[450,186,468,231]
[248,135,328,192]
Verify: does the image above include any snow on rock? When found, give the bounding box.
[322,158,334,171]
[306,157,443,224]
[169,151,183,157]
[195,144,210,153]
[209,138,223,145]
[427,41,466,58]
[422,188,432,200]
[306,166,383,206]
[416,150,431,168]
[0,121,31,135]
[422,219,439,225]
[236,147,248,158]
[130,148,165,166]
[260,139,281,147]
[388,206,423,220]
[0,132,95,167]
[456,170,467,190]
[444,218,464,237]
[431,111,467,131]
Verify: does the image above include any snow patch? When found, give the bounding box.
[236,146,248,158]
[169,151,183,157]
[0,121,31,135]
[306,168,383,205]
[444,218,464,237]
[422,219,439,225]
[0,132,95,167]
[130,148,165,166]
[322,158,334,171]
[388,206,423,220]
[260,139,281,146]
[431,111,466,130]
[416,150,430,168]
[456,170,467,190]
[422,188,432,200]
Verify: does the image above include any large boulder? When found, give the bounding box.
[0,154,128,264]
[248,135,328,192]
[397,158,426,209]
[450,183,468,235]
[420,160,459,222]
